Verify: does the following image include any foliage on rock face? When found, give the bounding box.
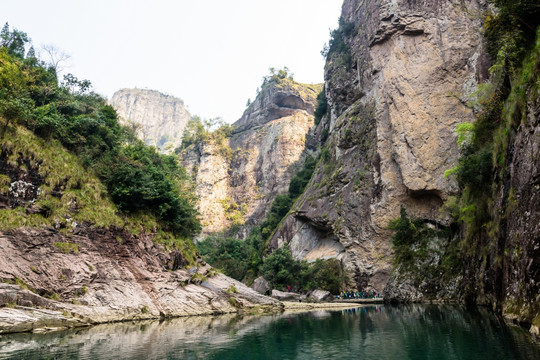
[445,1,540,241]
[259,155,317,240]
[0,23,200,241]
[261,67,294,88]
[484,0,540,71]
[321,17,356,66]
[388,207,461,296]
[313,85,327,126]
[389,207,455,269]
[177,115,233,161]
[436,1,540,315]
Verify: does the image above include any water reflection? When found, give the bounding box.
[0,305,538,359]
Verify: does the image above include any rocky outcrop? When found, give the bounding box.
[109,88,191,153]
[0,227,280,334]
[270,0,487,292]
[183,79,322,238]
[496,89,540,330]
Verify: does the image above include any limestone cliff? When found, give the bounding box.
[270,0,488,293]
[110,89,191,153]
[182,78,322,238]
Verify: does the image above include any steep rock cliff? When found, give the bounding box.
[270,0,488,293]
[182,79,322,238]
[110,89,191,153]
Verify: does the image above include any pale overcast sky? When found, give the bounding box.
[1,0,343,123]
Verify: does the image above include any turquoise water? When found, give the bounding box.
[0,305,539,359]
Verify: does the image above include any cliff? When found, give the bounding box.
[182,78,322,238]
[270,0,487,293]
[109,88,191,153]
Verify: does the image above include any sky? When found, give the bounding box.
[1,0,343,123]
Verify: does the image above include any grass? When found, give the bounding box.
[53,242,79,254]
[0,125,199,266]
[228,297,240,308]
[0,125,124,230]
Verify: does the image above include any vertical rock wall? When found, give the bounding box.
[182,80,322,238]
[110,88,191,153]
[271,0,487,292]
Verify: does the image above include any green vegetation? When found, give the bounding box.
[0,24,200,258]
[53,242,79,254]
[388,208,455,267]
[261,247,344,293]
[261,67,294,88]
[178,116,233,159]
[387,207,461,292]
[444,2,540,243]
[196,236,256,281]
[314,86,327,126]
[321,17,356,67]
[219,197,248,229]
[260,155,317,240]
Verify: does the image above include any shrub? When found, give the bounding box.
[196,236,253,281]
[300,258,344,294]
[314,86,327,126]
[261,247,300,289]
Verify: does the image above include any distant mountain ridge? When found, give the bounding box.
[110,88,191,153]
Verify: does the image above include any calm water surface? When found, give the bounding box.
[0,305,539,359]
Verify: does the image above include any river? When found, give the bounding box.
[0,304,538,359]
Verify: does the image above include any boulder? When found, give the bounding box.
[251,276,270,295]
[309,290,331,302]
[271,290,302,301]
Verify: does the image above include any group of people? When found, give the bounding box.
[336,290,381,299]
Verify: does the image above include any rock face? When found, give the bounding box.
[0,227,281,334]
[182,79,322,238]
[270,0,487,292]
[109,88,191,153]
[495,90,540,329]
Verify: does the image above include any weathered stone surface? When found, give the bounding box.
[462,82,540,332]
[109,88,191,153]
[309,290,331,302]
[0,227,281,334]
[182,80,322,238]
[251,276,270,295]
[271,290,303,301]
[271,0,487,293]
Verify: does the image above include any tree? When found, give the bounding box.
[62,73,91,94]
[0,49,33,135]
[0,23,30,59]
[261,247,301,289]
[41,44,70,74]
